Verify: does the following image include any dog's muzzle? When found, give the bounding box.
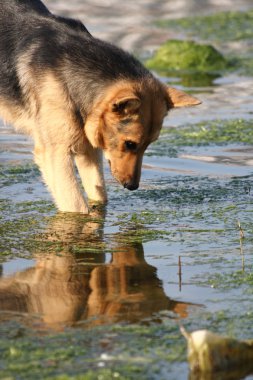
[124,182,139,191]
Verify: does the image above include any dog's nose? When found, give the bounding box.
[124,182,139,191]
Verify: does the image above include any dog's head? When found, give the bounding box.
[85,79,200,190]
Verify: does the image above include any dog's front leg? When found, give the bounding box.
[74,147,107,204]
[34,145,89,213]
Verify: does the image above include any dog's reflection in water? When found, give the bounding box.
[0,211,196,329]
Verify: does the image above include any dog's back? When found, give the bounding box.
[0,0,91,106]
[3,0,51,15]
[0,0,149,118]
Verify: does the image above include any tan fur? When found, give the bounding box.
[2,59,200,212]
[0,50,39,134]
[84,78,197,190]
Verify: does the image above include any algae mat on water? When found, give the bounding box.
[147,119,253,158]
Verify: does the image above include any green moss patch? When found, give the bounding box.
[146,40,229,73]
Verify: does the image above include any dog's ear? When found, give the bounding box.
[166,86,201,108]
[112,96,141,116]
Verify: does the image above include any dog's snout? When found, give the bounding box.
[124,182,139,191]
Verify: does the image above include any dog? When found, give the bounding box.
[0,0,201,213]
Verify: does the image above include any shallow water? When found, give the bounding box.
[1,1,253,379]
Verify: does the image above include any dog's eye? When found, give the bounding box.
[124,140,137,151]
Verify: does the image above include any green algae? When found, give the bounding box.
[148,118,253,158]
[171,72,220,87]
[158,119,253,147]
[0,308,253,380]
[116,227,170,244]
[0,163,40,187]
[156,10,253,42]
[235,54,253,77]
[0,198,55,259]
[146,40,229,73]
[0,317,185,380]
[209,270,253,290]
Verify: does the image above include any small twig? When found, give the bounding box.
[237,220,245,271]
[237,220,244,239]
[178,256,182,292]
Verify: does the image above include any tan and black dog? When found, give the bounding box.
[0,0,200,213]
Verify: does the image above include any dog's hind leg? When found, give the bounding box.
[74,148,107,204]
[34,145,89,213]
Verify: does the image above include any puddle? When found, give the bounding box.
[1,1,253,379]
[1,159,253,378]
[144,145,253,177]
[0,241,198,329]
